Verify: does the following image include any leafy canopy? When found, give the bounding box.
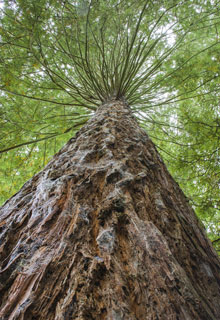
[0,0,220,250]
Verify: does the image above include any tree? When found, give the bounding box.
[1,99,220,319]
[0,0,220,318]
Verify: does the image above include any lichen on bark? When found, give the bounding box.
[0,100,220,319]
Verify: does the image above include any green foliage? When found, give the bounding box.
[0,0,220,250]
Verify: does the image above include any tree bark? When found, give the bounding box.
[0,100,220,320]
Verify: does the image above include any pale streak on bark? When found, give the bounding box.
[0,100,220,319]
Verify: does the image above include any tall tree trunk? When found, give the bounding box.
[0,100,220,320]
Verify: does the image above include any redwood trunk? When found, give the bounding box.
[0,100,220,320]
